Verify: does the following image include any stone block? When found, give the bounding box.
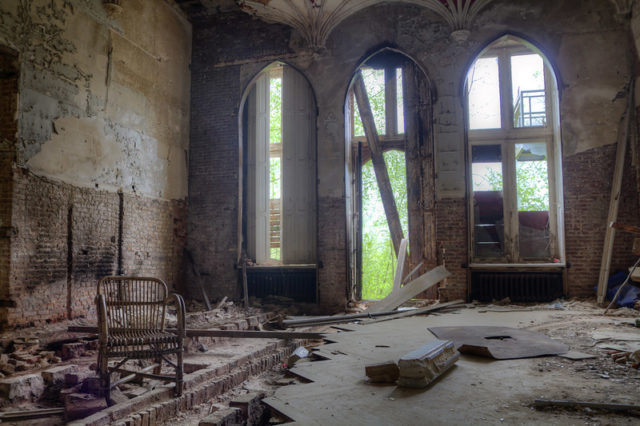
[0,373,45,402]
[62,342,86,360]
[229,391,267,425]
[199,407,242,426]
[42,364,78,386]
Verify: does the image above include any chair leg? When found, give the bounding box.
[98,350,111,403]
[175,350,183,396]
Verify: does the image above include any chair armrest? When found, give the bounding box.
[166,293,186,338]
[96,293,109,342]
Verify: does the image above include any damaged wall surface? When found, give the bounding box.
[187,0,639,310]
[0,0,191,327]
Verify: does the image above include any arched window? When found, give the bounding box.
[345,50,434,300]
[242,63,317,265]
[466,35,564,264]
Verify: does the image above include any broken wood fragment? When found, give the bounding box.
[0,407,64,421]
[360,300,464,325]
[67,326,323,340]
[597,78,635,305]
[353,72,404,255]
[366,265,450,313]
[534,399,640,413]
[392,238,408,291]
[215,296,228,310]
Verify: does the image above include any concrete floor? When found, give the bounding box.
[264,302,640,425]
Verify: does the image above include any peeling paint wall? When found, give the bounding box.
[0,0,191,327]
[188,0,638,309]
[0,0,191,200]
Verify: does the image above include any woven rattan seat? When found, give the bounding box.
[97,276,185,403]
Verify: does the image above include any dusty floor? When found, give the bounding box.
[261,300,640,425]
[1,299,639,425]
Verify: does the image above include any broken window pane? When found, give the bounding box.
[472,145,504,257]
[467,57,501,130]
[516,143,550,258]
[512,54,546,128]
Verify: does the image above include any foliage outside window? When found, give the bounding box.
[467,36,561,263]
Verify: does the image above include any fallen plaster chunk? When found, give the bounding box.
[397,340,459,388]
[0,373,45,402]
[365,361,399,383]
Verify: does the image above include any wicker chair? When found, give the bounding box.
[96,276,185,403]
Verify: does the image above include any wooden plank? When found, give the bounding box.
[0,407,64,421]
[597,78,634,305]
[360,299,464,324]
[534,399,640,413]
[353,72,404,255]
[67,326,323,340]
[366,265,450,313]
[392,238,408,291]
[610,221,640,235]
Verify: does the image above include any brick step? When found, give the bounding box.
[70,339,304,426]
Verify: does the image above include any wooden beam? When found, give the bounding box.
[360,299,465,324]
[366,265,451,313]
[392,238,408,291]
[353,72,404,255]
[67,326,324,340]
[597,78,634,304]
[534,399,640,413]
[610,221,640,235]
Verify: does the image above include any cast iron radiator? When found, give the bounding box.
[470,270,563,303]
[245,266,317,303]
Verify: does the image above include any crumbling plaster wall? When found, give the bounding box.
[189,0,638,310]
[0,0,191,327]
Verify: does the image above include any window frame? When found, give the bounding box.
[467,42,563,266]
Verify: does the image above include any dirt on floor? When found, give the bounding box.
[1,298,639,425]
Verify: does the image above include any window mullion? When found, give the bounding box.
[503,142,518,262]
[385,67,398,137]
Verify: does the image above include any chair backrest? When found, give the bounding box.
[98,276,168,331]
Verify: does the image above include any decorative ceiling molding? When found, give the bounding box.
[236,0,495,50]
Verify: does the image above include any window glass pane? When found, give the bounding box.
[396,67,404,134]
[516,142,550,258]
[511,54,546,128]
[472,145,504,257]
[467,57,501,130]
[353,68,386,136]
[269,75,282,261]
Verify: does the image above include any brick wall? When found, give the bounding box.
[436,198,468,301]
[186,14,294,304]
[563,143,640,298]
[0,46,19,323]
[2,168,186,329]
[122,193,186,294]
